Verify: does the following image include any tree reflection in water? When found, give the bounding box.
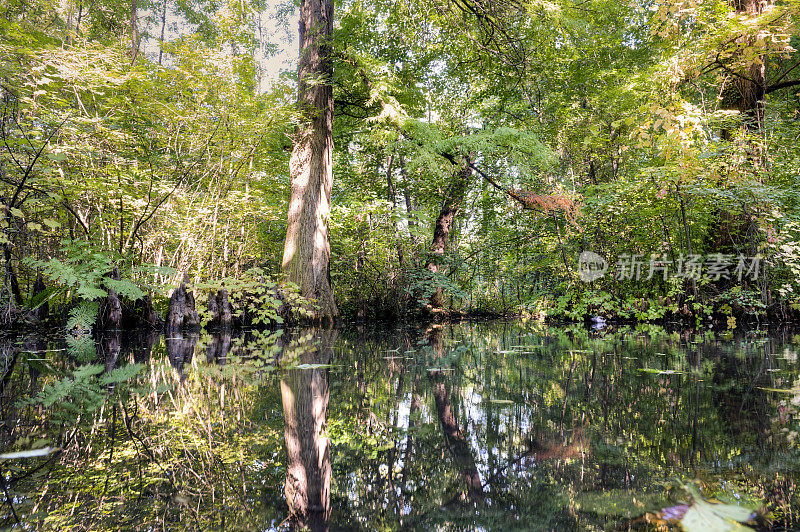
[280,328,336,531]
[427,325,484,504]
[1,323,799,530]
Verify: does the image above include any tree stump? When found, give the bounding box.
[166,276,199,331]
[96,267,122,330]
[207,289,233,329]
[218,289,232,327]
[207,292,219,324]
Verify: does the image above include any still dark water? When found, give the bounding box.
[1,321,799,530]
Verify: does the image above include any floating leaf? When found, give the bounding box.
[680,485,756,531]
[0,447,60,460]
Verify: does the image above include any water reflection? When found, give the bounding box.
[427,326,484,504]
[207,331,232,365]
[0,323,799,530]
[166,331,198,376]
[280,328,336,531]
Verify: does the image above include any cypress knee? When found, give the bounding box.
[217,289,232,328]
[97,267,122,330]
[166,276,199,331]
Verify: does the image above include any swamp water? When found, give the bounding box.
[1,321,799,530]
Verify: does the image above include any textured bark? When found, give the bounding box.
[385,154,405,269]
[723,0,766,130]
[166,277,199,331]
[207,289,232,329]
[399,156,419,250]
[217,290,232,327]
[207,292,219,324]
[281,328,336,531]
[125,294,160,328]
[29,273,48,323]
[97,268,122,330]
[425,157,472,308]
[281,0,338,321]
[157,0,167,65]
[130,0,139,62]
[208,288,233,329]
[3,245,21,307]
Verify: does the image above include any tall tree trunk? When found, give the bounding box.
[282,0,338,321]
[130,0,139,62]
[158,0,167,65]
[385,153,404,268]
[281,328,336,531]
[399,155,418,250]
[425,156,471,308]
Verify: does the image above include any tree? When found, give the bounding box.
[425,156,472,309]
[281,0,338,321]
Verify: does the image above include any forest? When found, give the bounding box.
[3,0,800,530]
[2,0,800,328]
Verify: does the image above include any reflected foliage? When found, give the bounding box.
[0,322,798,529]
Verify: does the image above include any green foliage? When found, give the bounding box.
[714,287,768,317]
[66,302,99,332]
[66,332,98,362]
[680,484,757,532]
[25,241,144,303]
[405,264,467,309]
[3,0,800,326]
[22,362,143,421]
[197,268,313,326]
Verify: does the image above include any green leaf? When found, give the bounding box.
[681,503,752,531]
[103,278,144,301]
[72,364,105,379]
[67,301,99,330]
[681,486,755,532]
[75,285,108,300]
[100,363,144,385]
